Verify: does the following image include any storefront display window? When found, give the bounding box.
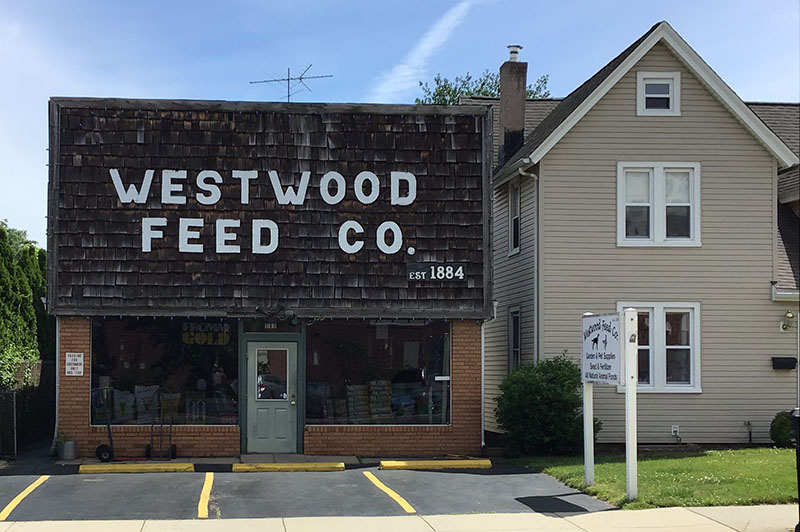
[306,320,451,425]
[91,317,239,425]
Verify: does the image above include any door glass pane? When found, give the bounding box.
[645,82,670,95]
[665,312,690,346]
[257,349,287,400]
[645,97,671,109]
[625,172,650,203]
[665,171,690,203]
[625,206,650,238]
[666,348,691,383]
[666,206,690,238]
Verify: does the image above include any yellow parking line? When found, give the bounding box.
[197,472,214,519]
[362,471,415,514]
[0,475,50,521]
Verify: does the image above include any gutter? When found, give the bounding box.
[772,286,800,302]
[493,157,534,189]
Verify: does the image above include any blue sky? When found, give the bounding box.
[1,0,798,245]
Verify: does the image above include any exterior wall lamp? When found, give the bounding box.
[782,309,797,331]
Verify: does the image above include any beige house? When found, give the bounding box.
[471,21,799,444]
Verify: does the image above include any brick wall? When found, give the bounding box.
[58,317,482,457]
[57,317,240,458]
[304,320,482,456]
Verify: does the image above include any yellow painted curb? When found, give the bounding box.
[232,462,345,472]
[379,459,492,470]
[79,463,195,473]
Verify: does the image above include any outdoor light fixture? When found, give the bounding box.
[782,309,797,331]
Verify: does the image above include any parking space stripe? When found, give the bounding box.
[362,471,416,514]
[197,472,214,519]
[0,475,50,521]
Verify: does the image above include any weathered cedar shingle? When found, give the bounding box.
[50,100,489,318]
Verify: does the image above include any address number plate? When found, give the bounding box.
[407,263,466,281]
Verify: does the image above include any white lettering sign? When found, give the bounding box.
[110,169,423,255]
[581,313,621,385]
[65,352,84,376]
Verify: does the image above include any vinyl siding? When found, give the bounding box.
[483,176,537,432]
[537,42,797,443]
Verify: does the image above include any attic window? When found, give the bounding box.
[637,72,681,116]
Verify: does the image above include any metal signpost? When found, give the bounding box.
[582,308,638,500]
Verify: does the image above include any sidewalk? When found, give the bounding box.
[0,505,795,532]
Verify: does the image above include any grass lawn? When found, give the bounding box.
[517,447,798,510]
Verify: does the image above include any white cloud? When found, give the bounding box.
[366,1,474,103]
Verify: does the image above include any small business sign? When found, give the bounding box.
[65,352,84,376]
[581,313,620,385]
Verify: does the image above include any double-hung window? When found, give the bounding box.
[508,306,521,371]
[637,72,681,116]
[508,180,520,255]
[617,162,701,246]
[617,302,701,393]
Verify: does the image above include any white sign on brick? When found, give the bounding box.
[65,352,84,376]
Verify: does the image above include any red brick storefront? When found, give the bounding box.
[57,317,482,457]
[58,317,239,458]
[304,320,482,455]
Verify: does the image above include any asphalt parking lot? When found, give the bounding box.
[0,463,612,521]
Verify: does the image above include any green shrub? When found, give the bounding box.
[495,355,600,456]
[770,411,792,447]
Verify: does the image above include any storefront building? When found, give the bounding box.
[48,99,491,457]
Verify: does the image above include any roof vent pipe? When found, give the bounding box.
[507,44,523,62]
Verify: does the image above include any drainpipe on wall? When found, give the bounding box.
[50,316,60,454]
[481,323,485,449]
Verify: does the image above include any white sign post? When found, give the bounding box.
[581,313,620,487]
[622,308,639,500]
[581,310,638,500]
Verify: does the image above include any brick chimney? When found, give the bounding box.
[499,44,527,166]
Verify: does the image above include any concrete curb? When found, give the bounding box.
[379,459,492,470]
[79,463,195,474]
[78,462,348,473]
[232,463,345,472]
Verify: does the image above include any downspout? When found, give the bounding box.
[481,323,485,449]
[50,316,60,453]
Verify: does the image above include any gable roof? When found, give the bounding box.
[495,21,800,186]
[748,103,799,156]
[460,96,561,166]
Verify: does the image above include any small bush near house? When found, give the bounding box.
[495,355,598,456]
[770,411,792,447]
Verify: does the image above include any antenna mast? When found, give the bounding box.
[250,64,333,102]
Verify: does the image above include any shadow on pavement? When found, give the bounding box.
[0,438,78,476]
[515,494,595,513]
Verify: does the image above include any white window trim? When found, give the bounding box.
[616,301,701,394]
[508,306,521,371]
[617,162,701,247]
[508,180,521,256]
[637,71,681,116]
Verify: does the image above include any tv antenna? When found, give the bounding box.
[250,64,333,102]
